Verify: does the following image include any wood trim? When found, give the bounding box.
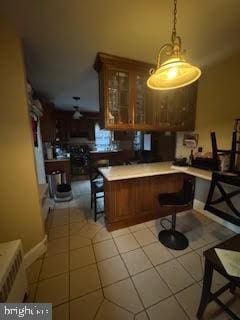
[94,52,153,72]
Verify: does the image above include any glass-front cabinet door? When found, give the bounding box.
[106,68,132,129]
[133,72,155,130]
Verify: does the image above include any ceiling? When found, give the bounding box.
[2,0,240,111]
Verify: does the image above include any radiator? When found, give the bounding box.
[0,240,28,302]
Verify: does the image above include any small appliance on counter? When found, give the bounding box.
[54,143,70,159]
[46,144,53,160]
[191,157,216,171]
[173,157,188,166]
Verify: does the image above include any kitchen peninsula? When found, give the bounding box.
[99,162,212,231]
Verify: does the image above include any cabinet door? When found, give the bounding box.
[133,72,155,130]
[106,179,135,223]
[105,67,133,129]
[177,83,197,131]
[152,83,197,131]
[56,118,70,142]
[135,177,156,216]
[70,119,88,137]
[40,103,56,142]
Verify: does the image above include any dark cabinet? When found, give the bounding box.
[94,52,197,132]
[56,112,70,142]
[40,102,56,142]
[55,111,98,141]
[70,119,89,138]
[149,83,198,131]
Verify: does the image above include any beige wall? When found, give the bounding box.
[195,51,240,151]
[176,51,240,158]
[0,18,45,252]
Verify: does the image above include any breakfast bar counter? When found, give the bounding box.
[99,162,212,181]
[99,162,212,231]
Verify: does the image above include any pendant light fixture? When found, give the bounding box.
[147,0,201,90]
[72,96,83,119]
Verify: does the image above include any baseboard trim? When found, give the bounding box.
[23,235,48,268]
[193,199,240,234]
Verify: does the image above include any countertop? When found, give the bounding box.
[98,162,212,181]
[171,165,212,181]
[44,158,70,162]
[90,150,121,154]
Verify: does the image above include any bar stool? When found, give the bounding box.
[89,159,109,221]
[158,178,195,250]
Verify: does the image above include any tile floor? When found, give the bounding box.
[27,178,240,320]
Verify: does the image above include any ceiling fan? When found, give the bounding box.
[72,96,83,119]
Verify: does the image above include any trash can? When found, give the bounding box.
[47,171,66,197]
[54,183,73,202]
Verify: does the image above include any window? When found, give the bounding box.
[95,123,113,151]
[133,131,143,151]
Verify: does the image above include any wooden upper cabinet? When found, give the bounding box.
[40,102,56,142]
[94,52,198,131]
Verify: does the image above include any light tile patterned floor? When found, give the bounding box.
[27,179,239,320]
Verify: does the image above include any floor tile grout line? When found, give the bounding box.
[91,234,104,290]
[134,310,150,320]
[131,228,158,248]
[141,280,201,318]
[44,233,210,281]
[31,257,45,302]
[154,265,199,297]
[45,245,192,282]
[131,226,205,311]
[33,186,232,318]
[93,298,104,320]
[111,235,147,313]
[149,242,206,301]
[43,249,70,259]
[33,208,55,302]
[154,259,196,294]
[104,296,136,316]
[172,293,192,320]
[58,287,102,308]
[176,251,204,283]
[145,220,225,260]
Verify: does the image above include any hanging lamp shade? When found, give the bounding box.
[72,96,82,119]
[147,57,201,90]
[73,107,82,119]
[147,0,201,90]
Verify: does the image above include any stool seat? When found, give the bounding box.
[92,180,104,193]
[158,192,187,206]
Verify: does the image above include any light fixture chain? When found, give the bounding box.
[173,0,177,37]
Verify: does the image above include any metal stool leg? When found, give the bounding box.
[158,211,189,250]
